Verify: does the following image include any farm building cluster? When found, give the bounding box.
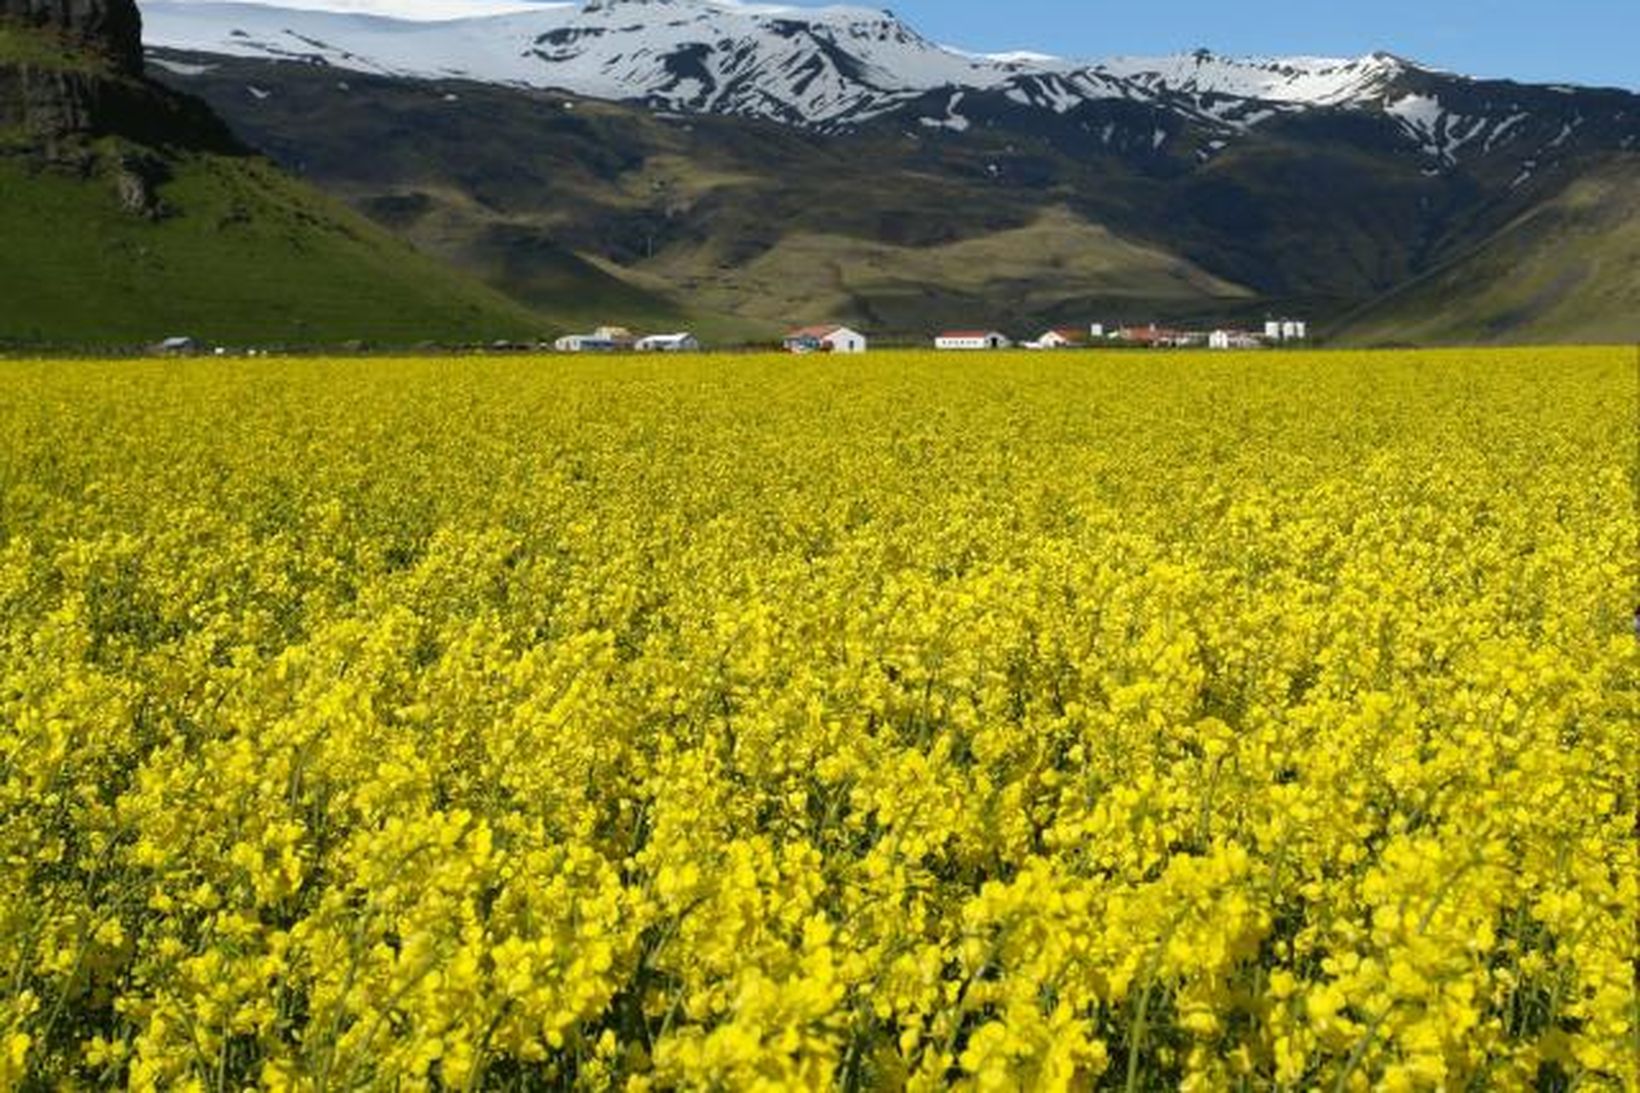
[547,319,1309,355]
[553,326,702,353]
[768,319,1307,354]
[140,318,1308,358]
[932,320,1310,351]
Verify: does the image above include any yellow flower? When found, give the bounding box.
[1,348,1633,1088]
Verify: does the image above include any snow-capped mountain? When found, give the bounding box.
[134,0,1640,345]
[143,0,1074,126]
[142,0,1637,162]
[141,0,1411,126]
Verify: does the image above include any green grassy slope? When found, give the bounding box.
[1333,157,1640,346]
[0,149,559,347]
[149,62,1287,338]
[626,205,1253,333]
[162,55,1640,344]
[374,199,774,344]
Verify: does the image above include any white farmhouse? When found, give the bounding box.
[1027,327,1090,349]
[635,332,701,352]
[1263,319,1309,343]
[554,334,604,352]
[934,330,1011,350]
[1210,329,1264,350]
[554,325,637,352]
[784,325,868,354]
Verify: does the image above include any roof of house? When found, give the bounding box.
[937,330,1003,339]
[1049,327,1088,339]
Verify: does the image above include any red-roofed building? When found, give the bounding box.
[1117,324,1200,347]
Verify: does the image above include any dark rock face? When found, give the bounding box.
[0,0,243,226]
[0,0,143,75]
[0,64,240,148]
[0,0,239,155]
[0,68,100,135]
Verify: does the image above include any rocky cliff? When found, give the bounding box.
[0,0,142,75]
[1,0,238,203]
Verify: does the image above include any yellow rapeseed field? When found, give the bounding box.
[0,348,1635,1090]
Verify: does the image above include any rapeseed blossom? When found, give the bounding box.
[0,349,1634,1089]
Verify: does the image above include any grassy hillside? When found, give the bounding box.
[1334,157,1640,346]
[626,205,1253,333]
[364,193,775,344]
[155,52,1640,344]
[4,11,706,350]
[155,59,1375,337]
[0,149,558,347]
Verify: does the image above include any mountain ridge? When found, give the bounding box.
[2,0,143,73]
[144,37,1635,342]
[18,0,1630,345]
[140,0,1638,155]
[1333,154,1640,345]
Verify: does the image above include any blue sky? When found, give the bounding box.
[857,0,1638,90]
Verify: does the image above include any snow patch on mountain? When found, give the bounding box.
[979,50,1062,66]
[1094,50,1406,106]
[918,89,970,132]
